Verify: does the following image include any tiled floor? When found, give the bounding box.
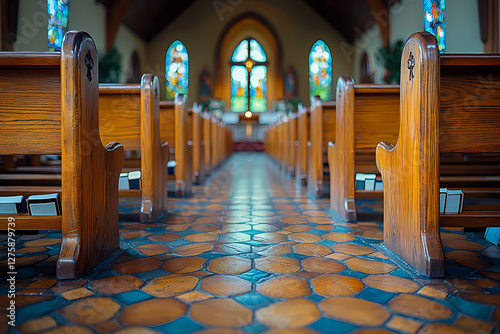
[1,152,500,334]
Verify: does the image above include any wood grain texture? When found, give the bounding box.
[0,32,123,279]
[375,32,500,277]
[287,114,298,177]
[296,106,310,185]
[328,77,399,221]
[308,97,336,197]
[99,75,168,222]
[174,94,192,197]
[202,114,212,175]
[59,31,123,279]
[191,104,205,184]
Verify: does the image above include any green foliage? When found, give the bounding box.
[273,98,301,115]
[376,40,404,84]
[99,47,122,83]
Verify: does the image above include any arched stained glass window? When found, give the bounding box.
[165,41,189,100]
[309,40,332,101]
[231,38,268,112]
[47,0,69,51]
[424,0,445,53]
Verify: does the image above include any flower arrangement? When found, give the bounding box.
[376,40,404,84]
[202,98,226,120]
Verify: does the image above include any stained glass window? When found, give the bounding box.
[231,38,267,112]
[47,0,69,51]
[309,40,332,101]
[424,0,445,53]
[165,41,189,100]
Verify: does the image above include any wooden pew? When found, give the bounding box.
[0,31,124,279]
[308,97,336,197]
[202,113,212,176]
[99,75,168,222]
[190,103,205,184]
[295,104,310,185]
[211,117,221,170]
[376,32,500,277]
[159,95,193,196]
[328,78,399,221]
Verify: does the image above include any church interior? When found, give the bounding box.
[1,0,500,333]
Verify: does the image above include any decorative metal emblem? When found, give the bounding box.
[85,51,93,82]
[407,52,415,81]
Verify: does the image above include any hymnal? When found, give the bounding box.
[439,188,447,214]
[364,174,376,191]
[128,171,141,190]
[444,189,463,214]
[119,172,129,190]
[27,193,61,216]
[0,195,27,214]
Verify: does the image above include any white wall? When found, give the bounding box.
[11,0,146,83]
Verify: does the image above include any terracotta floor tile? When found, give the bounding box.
[111,257,162,274]
[18,315,57,333]
[221,224,252,233]
[61,287,95,300]
[94,320,121,333]
[417,285,449,299]
[257,275,312,298]
[200,275,251,296]
[24,238,61,247]
[446,250,492,269]
[12,255,48,268]
[470,278,498,288]
[190,298,252,327]
[253,232,289,243]
[443,239,486,251]
[172,243,213,256]
[208,255,252,274]
[288,232,322,243]
[362,274,420,293]
[457,293,500,306]
[118,298,187,326]
[256,299,321,328]
[15,246,47,255]
[58,297,120,325]
[142,274,198,297]
[303,210,328,217]
[331,243,374,255]
[147,233,182,242]
[386,315,422,333]
[349,230,383,240]
[307,217,335,224]
[284,225,314,233]
[326,253,352,261]
[177,291,213,303]
[263,329,319,334]
[293,243,332,257]
[418,323,474,334]
[161,256,206,273]
[213,243,251,255]
[281,217,308,224]
[90,274,144,294]
[121,230,152,239]
[301,257,346,273]
[454,315,494,334]
[352,330,398,334]
[255,256,301,274]
[192,329,243,334]
[165,224,191,232]
[192,225,221,233]
[42,325,94,334]
[323,232,356,242]
[218,232,251,243]
[51,280,88,294]
[345,257,397,274]
[253,223,282,232]
[388,294,452,320]
[135,244,172,256]
[321,297,390,326]
[311,274,364,297]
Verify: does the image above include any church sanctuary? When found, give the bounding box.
[2,0,500,332]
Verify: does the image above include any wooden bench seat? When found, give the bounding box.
[0,31,124,279]
[190,104,205,184]
[99,76,168,222]
[376,32,500,277]
[308,97,336,197]
[328,78,399,221]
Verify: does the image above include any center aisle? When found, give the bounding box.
[7,152,499,333]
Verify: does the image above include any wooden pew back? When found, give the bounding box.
[376,32,500,277]
[99,76,167,222]
[308,97,336,197]
[0,31,123,279]
[296,104,310,184]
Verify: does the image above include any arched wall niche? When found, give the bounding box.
[215,12,283,111]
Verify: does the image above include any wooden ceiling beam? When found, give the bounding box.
[365,0,390,47]
[105,0,135,51]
